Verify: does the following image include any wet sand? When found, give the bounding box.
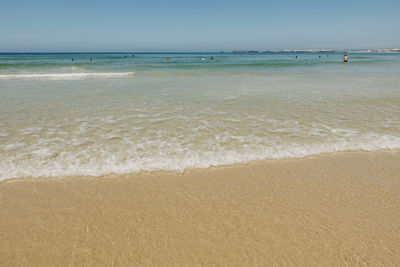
[1,150,400,266]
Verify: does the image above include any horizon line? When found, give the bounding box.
[1,48,399,54]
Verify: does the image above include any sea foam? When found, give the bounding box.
[0,72,135,80]
[1,133,400,181]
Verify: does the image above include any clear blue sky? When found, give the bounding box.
[1,0,399,52]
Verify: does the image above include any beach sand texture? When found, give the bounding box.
[1,150,400,266]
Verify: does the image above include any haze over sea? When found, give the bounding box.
[1,52,400,180]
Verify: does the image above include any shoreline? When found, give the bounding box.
[1,150,400,266]
[1,149,399,183]
[0,148,400,185]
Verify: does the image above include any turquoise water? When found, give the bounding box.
[1,52,399,75]
[1,52,400,180]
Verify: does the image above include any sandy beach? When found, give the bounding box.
[1,150,400,266]
[2,0,400,265]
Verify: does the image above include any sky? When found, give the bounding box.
[0,0,399,52]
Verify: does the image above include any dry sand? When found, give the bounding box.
[1,150,400,266]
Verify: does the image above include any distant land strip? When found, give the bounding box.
[232,48,400,53]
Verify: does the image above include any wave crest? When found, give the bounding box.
[0,72,135,80]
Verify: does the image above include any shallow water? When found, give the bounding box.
[1,52,399,180]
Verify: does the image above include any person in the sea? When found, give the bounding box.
[210,56,214,60]
[344,54,349,62]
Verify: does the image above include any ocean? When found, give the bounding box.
[0,52,399,180]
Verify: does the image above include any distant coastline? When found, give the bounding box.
[233,48,400,53]
[1,49,400,54]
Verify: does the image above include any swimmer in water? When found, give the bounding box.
[210,56,214,60]
[344,54,349,62]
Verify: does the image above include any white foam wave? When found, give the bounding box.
[1,133,400,181]
[0,72,135,80]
